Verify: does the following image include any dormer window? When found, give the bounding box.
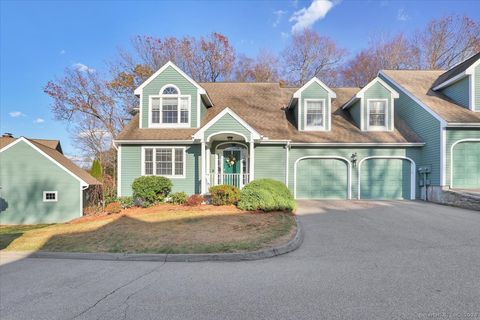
[304,99,326,130]
[367,99,387,130]
[149,85,190,127]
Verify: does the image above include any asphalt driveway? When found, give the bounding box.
[1,201,480,320]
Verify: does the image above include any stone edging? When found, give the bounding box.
[1,216,303,262]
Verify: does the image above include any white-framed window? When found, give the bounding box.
[142,147,186,178]
[43,191,58,202]
[367,99,388,130]
[149,85,191,128]
[304,99,326,130]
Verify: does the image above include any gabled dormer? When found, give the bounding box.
[432,52,480,112]
[343,77,399,131]
[134,61,212,129]
[290,77,336,131]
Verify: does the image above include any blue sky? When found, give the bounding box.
[1,0,479,159]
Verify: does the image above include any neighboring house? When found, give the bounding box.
[115,53,480,201]
[0,135,100,224]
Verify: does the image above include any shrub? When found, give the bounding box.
[105,201,122,214]
[118,196,134,208]
[209,185,240,205]
[170,192,188,205]
[90,158,103,182]
[132,176,172,205]
[185,194,203,206]
[104,195,118,205]
[237,179,296,212]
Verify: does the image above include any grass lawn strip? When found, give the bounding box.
[0,205,296,254]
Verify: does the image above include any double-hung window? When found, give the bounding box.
[368,100,387,130]
[143,147,185,178]
[150,85,190,127]
[305,99,325,130]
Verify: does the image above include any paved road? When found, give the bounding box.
[1,201,480,320]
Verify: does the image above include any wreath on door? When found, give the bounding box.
[226,153,237,167]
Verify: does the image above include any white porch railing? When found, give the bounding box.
[209,173,250,189]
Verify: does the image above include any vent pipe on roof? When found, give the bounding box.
[2,133,13,138]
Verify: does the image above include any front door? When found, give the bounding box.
[223,150,241,187]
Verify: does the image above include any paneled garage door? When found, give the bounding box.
[296,158,349,199]
[360,158,412,200]
[452,141,480,188]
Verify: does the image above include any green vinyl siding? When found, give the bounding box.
[288,147,421,199]
[120,144,201,196]
[475,65,480,111]
[204,113,252,140]
[349,100,362,129]
[254,145,286,183]
[141,65,198,128]
[441,76,470,109]
[380,74,442,186]
[360,158,411,199]
[364,81,394,131]
[0,140,81,224]
[297,158,348,199]
[445,128,480,188]
[200,98,208,119]
[300,82,331,131]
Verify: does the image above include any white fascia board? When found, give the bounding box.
[379,71,447,127]
[293,77,336,98]
[193,107,262,141]
[1,137,89,187]
[134,61,206,96]
[289,142,425,147]
[356,77,399,99]
[447,123,480,127]
[114,139,195,145]
[342,96,360,110]
[432,72,467,91]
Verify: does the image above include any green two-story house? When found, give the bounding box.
[115,53,480,201]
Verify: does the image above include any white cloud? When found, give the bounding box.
[33,118,45,124]
[72,63,95,73]
[273,9,287,27]
[281,32,290,39]
[290,0,337,33]
[9,111,25,117]
[59,49,66,55]
[397,8,409,21]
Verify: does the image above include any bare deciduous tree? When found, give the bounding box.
[235,51,279,82]
[341,34,419,87]
[281,29,347,86]
[415,15,480,69]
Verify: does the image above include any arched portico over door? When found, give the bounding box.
[192,108,262,193]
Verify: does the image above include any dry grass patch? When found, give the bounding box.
[0,205,296,254]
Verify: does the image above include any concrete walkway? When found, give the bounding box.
[1,200,480,320]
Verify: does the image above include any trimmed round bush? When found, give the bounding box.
[237,179,295,212]
[209,185,240,206]
[132,176,172,206]
[170,192,188,205]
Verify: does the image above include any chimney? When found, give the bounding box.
[2,133,13,138]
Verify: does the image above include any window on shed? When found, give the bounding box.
[43,191,58,202]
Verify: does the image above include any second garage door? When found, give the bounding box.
[296,158,349,199]
[452,141,480,189]
[360,158,412,200]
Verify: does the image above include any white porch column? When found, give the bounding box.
[201,141,206,194]
[249,140,255,182]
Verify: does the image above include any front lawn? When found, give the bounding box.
[0,205,296,254]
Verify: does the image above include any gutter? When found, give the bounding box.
[447,123,480,128]
[289,142,425,147]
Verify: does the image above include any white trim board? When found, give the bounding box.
[134,61,207,96]
[193,107,262,142]
[293,77,336,99]
[293,156,352,200]
[449,138,480,188]
[357,156,416,200]
[0,137,89,187]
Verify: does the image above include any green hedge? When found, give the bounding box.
[209,185,240,205]
[170,192,188,205]
[237,179,295,212]
[131,176,172,206]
